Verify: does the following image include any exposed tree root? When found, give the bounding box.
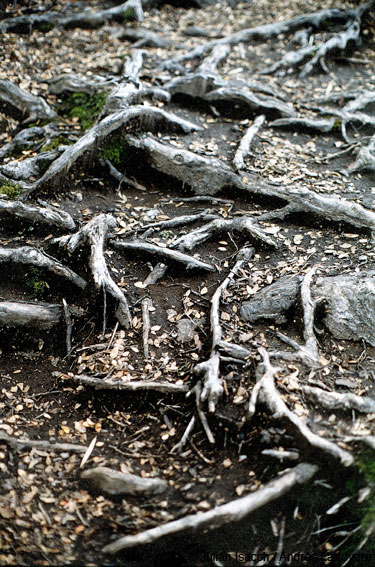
[81,466,168,497]
[0,431,87,453]
[0,246,86,289]
[233,114,265,171]
[54,214,131,328]
[195,246,254,412]
[0,79,57,123]
[0,301,61,330]
[58,372,189,394]
[247,348,354,466]
[111,239,215,272]
[0,0,144,34]
[23,106,201,195]
[347,134,375,174]
[160,1,374,72]
[0,199,75,231]
[302,385,375,414]
[102,462,318,554]
[173,215,278,251]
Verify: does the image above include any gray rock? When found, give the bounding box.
[240,276,301,324]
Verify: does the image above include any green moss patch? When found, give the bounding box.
[0,182,22,200]
[101,133,130,169]
[59,91,108,131]
[26,267,49,299]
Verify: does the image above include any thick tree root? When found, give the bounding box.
[0,246,86,288]
[247,348,354,466]
[81,467,168,497]
[0,79,57,123]
[24,106,201,195]
[111,239,215,272]
[54,214,131,327]
[0,301,61,330]
[102,462,318,554]
[302,385,375,414]
[0,199,75,231]
[0,149,60,182]
[0,0,143,34]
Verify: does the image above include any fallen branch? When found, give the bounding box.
[103,462,318,553]
[141,297,152,359]
[247,348,353,466]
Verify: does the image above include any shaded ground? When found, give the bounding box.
[1,1,375,565]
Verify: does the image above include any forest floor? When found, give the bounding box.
[1,1,375,566]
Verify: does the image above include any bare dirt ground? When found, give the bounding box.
[0,1,375,566]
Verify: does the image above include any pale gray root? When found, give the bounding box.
[301,267,320,361]
[347,135,375,174]
[0,301,61,330]
[62,298,73,355]
[103,462,318,554]
[54,214,131,327]
[0,79,57,123]
[116,27,172,48]
[0,431,87,453]
[124,133,375,232]
[105,159,148,192]
[124,134,242,196]
[58,372,189,394]
[81,467,168,497]
[261,45,315,75]
[0,123,63,162]
[48,73,113,96]
[0,199,76,231]
[0,246,86,288]
[196,44,231,74]
[170,415,196,454]
[217,340,251,360]
[192,381,215,443]
[0,0,143,33]
[25,106,201,195]
[135,210,217,234]
[173,216,278,252]
[0,150,60,181]
[160,3,373,69]
[111,239,215,272]
[247,348,354,466]
[262,449,300,461]
[58,0,144,27]
[205,86,295,118]
[143,262,168,287]
[343,91,375,114]
[270,116,336,133]
[302,385,375,414]
[233,115,266,171]
[195,247,255,412]
[141,297,152,359]
[299,20,361,78]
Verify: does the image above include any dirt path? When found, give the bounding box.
[0,1,375,565]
